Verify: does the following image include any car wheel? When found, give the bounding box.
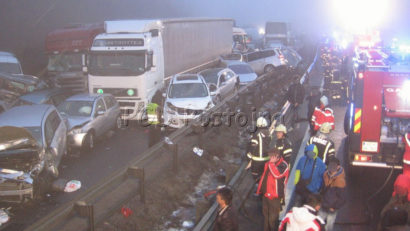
[264,65,275,74]
[83,132,95,152]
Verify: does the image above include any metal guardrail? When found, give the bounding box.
[193,46,320,231]
[24,67,282,231]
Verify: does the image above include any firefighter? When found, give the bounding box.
[311,95,335,135]
[146,102,162,147]
[246,116,271,181]
[271,124,293,165]
[306,122,336,165]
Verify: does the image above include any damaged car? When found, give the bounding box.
[0,105,67,202]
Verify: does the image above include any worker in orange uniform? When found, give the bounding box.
[311,95,335,135]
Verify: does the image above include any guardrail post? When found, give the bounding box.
[127,167,145,203]
[74,201,94,231]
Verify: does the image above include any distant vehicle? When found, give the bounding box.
[57,94,121,152]
[223,61,258,86]
[199,68,239,103]
[45,23,104,92]
[88,18,233,121]
[221,49,286,75]
[0,51,23,75]
[264,22,290,46]
[0,72,48,103]
[163,74,214,129]
[19,88,74,107]
[233,27,249,53]
[0,105,67,202]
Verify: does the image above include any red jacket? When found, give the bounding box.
[403,133,410,175]
[392,133,410,201]
[256,158,289,200]
[311,107,335,131]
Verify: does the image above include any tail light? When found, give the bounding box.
[354,154,372,162]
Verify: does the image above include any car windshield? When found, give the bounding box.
[57,101,94,117]
[229,64,254,74]
[89,51,146,76]
[47,53,82,72]
[24,127,43,146]
[169,83,208,98]
[200,69,221,85]
[0,62,22,74]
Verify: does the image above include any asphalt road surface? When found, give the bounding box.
[2,125,150,230]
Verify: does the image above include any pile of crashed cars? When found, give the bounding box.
[0,45,305,203]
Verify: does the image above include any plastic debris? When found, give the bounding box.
[121,206,133,218]
[64,180,81,193]
[164,137,173,145]
[0,209,9,226]
[182,220,194,228]
[193,147,203,157]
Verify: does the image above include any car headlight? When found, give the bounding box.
[166,102,177,115]
[69,127,83,135]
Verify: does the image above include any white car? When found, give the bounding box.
[163,74,214,129]
[199,68,239,103]
[0,51,23,75]
[224,61,258,86]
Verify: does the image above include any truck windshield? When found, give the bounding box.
[169,83,209,98]
[0,62,22,74]
[47,53,82,72]
[89,51,146,76]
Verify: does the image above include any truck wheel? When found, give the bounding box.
[344,107,350,135]
[264,65,275,75]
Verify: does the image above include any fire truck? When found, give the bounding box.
[45,23,104,92]
[344,48,410,170]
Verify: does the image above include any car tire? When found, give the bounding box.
[264,65,275,74]
[82,131,95,153]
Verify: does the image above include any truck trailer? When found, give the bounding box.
[45,23,104,92]
[88,18,233,121]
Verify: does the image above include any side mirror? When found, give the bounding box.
[96,110,105,117]
[162,92,167,98]
[210,91,216,96]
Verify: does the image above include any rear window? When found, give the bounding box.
[229,64,254,74]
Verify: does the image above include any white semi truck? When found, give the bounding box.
[88,18,233,121]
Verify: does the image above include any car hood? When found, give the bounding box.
[238,73,258,83]
[0,126,39,151]
[64,116,90,130]
[167,97,211,110]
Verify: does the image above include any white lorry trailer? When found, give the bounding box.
[88,18,233,121]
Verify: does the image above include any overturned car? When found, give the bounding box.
[0,105,67,203]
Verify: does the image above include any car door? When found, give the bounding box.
[246,52,259,74]
[218,72,228,98]
[44,109,67,172]
[103,95,118,129]
[93,98,108,136]
[225,70,237,93]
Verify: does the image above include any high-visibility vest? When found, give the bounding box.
[247,131,270,162]
[147,103,159,125]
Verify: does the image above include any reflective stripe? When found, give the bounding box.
[404,159,410,165]
[251,156,270,161]
[283,149,292,154]
[405,134,410,147]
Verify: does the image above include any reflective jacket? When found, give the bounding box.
[273,137,293,164]
[146,103,159,125]
[247,130,271,162]
[256,157,289,200]
[311,107,335,131]
[307,134,335,164]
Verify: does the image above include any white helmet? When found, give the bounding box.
[275,124,287,134]
[320,95,329,107]
[319,122,332,134]
[256,117,269,128]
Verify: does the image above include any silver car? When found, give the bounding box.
[224,61,258,86]
[0,104,67,202]
[199,68,239,104]
[57,94,121,152]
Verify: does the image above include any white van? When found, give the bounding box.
[0,52,23,75]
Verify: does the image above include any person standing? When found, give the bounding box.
[246,117,272,180]
[294,144,326,206]
[279,194,326,231]
[214,187,239,231]
[146,102,162,147]
[285,75,305,130]
[319,158,346,231]
[306,122,336,164]
[271,124,293,165]
[306,86,322,128]
[311,96,335,135]
[256,149,290,231]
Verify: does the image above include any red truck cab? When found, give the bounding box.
[45,23,104,92]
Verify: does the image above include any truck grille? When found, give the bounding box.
[53,74,87,93]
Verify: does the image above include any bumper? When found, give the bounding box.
[164,114,198,129]
[67,133,87,147]
[351,161,403,169]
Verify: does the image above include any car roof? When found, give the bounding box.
[0,104,53,127]
[20,88,71,104]
[226,61,250,66]
[65,93,107,102]
[171,74,203,84]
